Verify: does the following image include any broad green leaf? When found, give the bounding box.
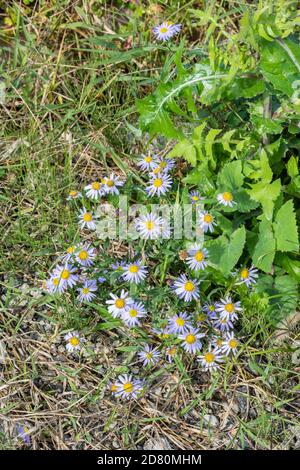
[219,226,246,275]
[234,189,259,212]
[252,217,276,273]
[204,128,222,166]
[287,156,299,177]
[248,179,281,220]
[273,200,299,252]
[260,38,300,97]
[168,139,197,167]
[217,160,244,191]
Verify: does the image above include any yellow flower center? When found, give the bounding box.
[111,384,117,392]
[92,182,101,190]
[204,352,215,363]
[145,156,152,163]
[216,338,223,347]
[240,268,249,279]
[61,270,70,280]
[168,346,177,356]
[225,303,234,313]
[115,299,125,309]
[186,334,196,344]
[67,246,75,254]
[69,337,80,347]
[160,27,168,33]
[229,339,238,349]
[153,167,160,175]
[79,250,88,260]
[82,287,90,294]
[175,317,185,327]
[223,192,233,201]
[153,178,163,188]
[106,179,114,187]
[129,309,138,318]
[69,190,78,197]
[184,281,195,292]
[192,195,199,201]
[129,265,139,273]
[204,214,213,223]
[194,251,204,262]
[209,305,215,312]
[52,277,59,286]
[83,212,92,222]
[146,220,154,230]
[160,161,167,168]
[123,382,133,393]
[145,352,152,360]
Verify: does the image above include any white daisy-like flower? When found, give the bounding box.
[166,345,178,362]
[137,344,161,367]
[198,211,217,233]
[135,212,164,239]
[106,289,134,317]
[121,260,148,284]
[45,275,66,294]
[153,21,181,41]
[186,245,209,271]
[102,173,124,195]
[64,331,84,353]
[146,172,172,197]
[172,274,200,302]
[189,190,203,205]
[198,346,223,372]
[210,334,226,349]
[122,301,147,328]
[152,322,171,339]
[212,315,235,332]
[77,279,97,303]
[78,208,97,230]
[137,154,157,172]
[62,245,77,262]
[53,264,78,288]
[217,191,235,207]
[67,190,82,201]
[84,181,106,200]
[238,266,258,287]
[179,328,205,354]
[215,296,242,321]
[221,332,239,356]
[75,245,96,267]
[152,156,175,174]
[114,374,143,400]
[168,312,192,335]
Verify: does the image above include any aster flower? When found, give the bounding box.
[221,332,239,356]
[53,264,78,288]
[135,212,164,239]
[98,276,106,284]
[203,302,217,318]
[102,173,124,195]
[152,322,171,339]
[153,21,181,41]
[189,190,203,205]
[122,301,147,328]
[121,260,148,284]
[62,245,77,262]
[137,344,161,367]
[114,374,143,400]
[166,345,178,362]
[198,211,217,233]
[78,207,97,230]
[217,191,235,207]
[152,155,175,174]
[77,279,97,303]
[186,245,209,271]
[45,275,66,294]
[109,381,118,396]
[106,290,134,317]
[215,296,242,321]
[212,315,235,332]
[172,274,200,302]
[168,312,193,335]
[146,172,172,197]
[137,154,157,171]
[210,334,226,349]
[67,190,82,201]
[111,260,126,271]
[238,266,258,287]
[64,331,84,353]
[16,424,31,446]
[84,181,106,200]
[75,245,96,267]
[198,346,223,372]
[179,328,205,354]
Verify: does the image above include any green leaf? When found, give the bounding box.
[260,38,300,97]
[252,217,276,273]
[217,160,244,191]
[208,227,246,275]
[234,189,259,212]
[168,139,197,166]
[247,179,281,220]
[273,200,299,252]
[287,156,299,178]
[277,254,300,282]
